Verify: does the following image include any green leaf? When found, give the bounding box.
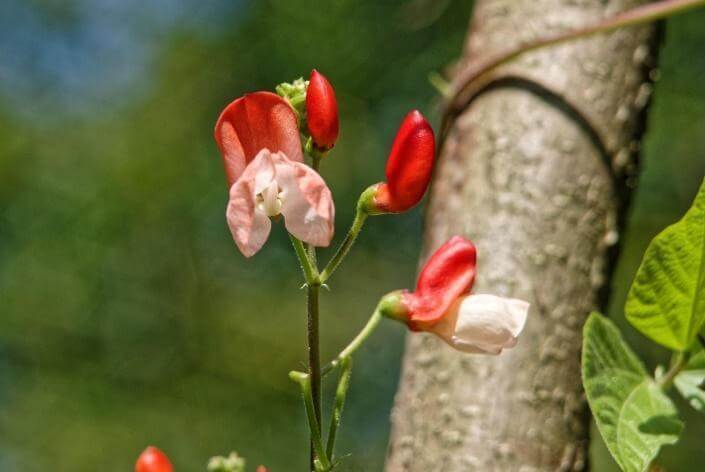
[674,349,705,414]
[582,313,683,472]
[626,180,705,351]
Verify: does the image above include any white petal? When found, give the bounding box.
[429,294,529,355]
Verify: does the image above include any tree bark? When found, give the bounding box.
[386,1,659,470]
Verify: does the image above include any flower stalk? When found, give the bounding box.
[322,308,383,377]
[213,66,538,470]
[320,208,368,284]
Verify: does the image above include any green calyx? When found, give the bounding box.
[377,291,408,323]
[357,184,386,215]
[304,136,330,160]
[275,77,308,118]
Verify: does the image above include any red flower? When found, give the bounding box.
[135,446,174,472]
[306,70,339,150]
[370,110,435,213]
[380,236,529,354]
[214,91,335,257]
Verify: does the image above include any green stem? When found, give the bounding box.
[290,234,318,284]
[322,308,383,377]
[658,351,688,390]
[311,155,321,172]
[326,357,352,461]
[289,371,331,471]
[447,0,705,119]
[308,284,322,429]
[289,233,322,469]
[320,209,368,283]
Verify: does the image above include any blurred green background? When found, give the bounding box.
[0,1,703,471]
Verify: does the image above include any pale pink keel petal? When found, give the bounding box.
[430,294,529,354]
[275,156,335,247]
[225,151,277,257]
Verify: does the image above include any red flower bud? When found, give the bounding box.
[372,110,435,213]
[135,446,174,472]
[306,70,339,150]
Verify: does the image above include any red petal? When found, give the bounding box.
[404,236,476,328]
[135,446,174,472]
[381,110,435,212]
[306,70,339,150]
[215,91,302,186]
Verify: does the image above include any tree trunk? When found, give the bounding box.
[386,1,659,470]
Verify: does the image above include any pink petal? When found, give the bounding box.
[215,92,303,186]
[225,151,277,257]
[274,154,335,247]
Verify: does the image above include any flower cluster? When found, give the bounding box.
[136,69,530,470]
[214,70,437,258]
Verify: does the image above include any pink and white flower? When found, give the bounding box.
[215,91,335,257]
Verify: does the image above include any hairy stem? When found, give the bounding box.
[290,235,318,284]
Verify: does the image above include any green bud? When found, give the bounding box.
[207,452,246,472]
[275,77,308,118]
[357,184,386,215]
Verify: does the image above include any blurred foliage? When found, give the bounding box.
[0,0,703,471]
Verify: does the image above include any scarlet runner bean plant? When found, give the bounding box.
[130,2,705,470]
[204,70,529,471]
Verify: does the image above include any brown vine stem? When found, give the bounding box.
[442,0,705,136]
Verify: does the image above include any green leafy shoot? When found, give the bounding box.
[582,313,682,472]
[626,180,705,351]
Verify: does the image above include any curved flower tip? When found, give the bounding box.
[215,91,303,186]
[379,235,530,355]
[368,110,435,214]
[429,294,529,354]
[135,446,174,472]
[404,236,476,329]
[227,150,335,257]
[306,69,339,150]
